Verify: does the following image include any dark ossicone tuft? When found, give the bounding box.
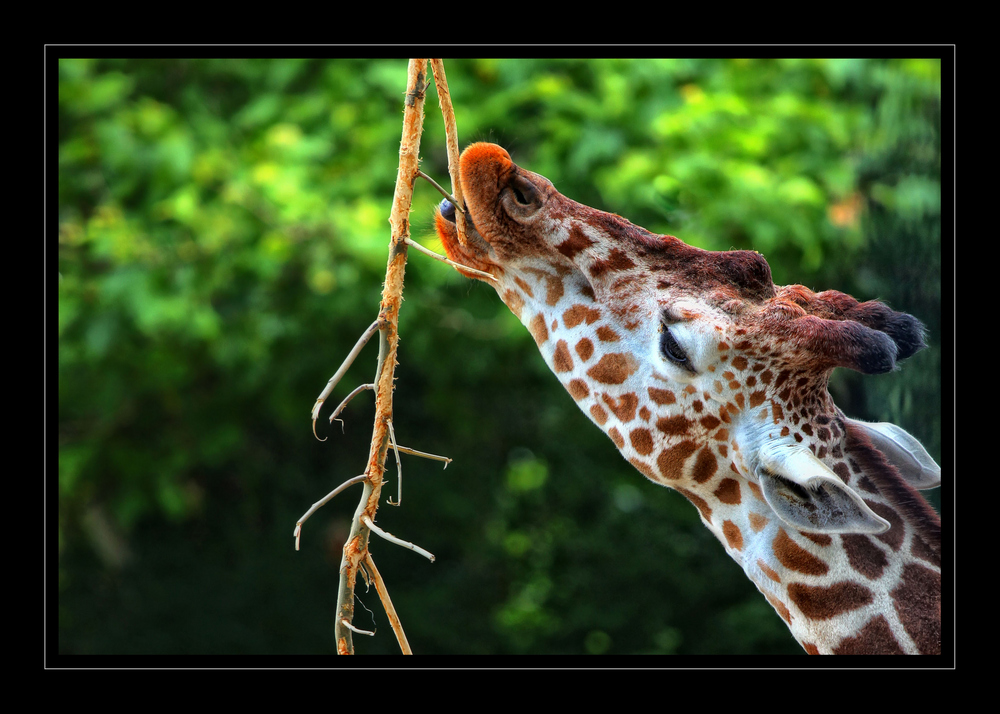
[842,301,928,362]
[879,312,927,361]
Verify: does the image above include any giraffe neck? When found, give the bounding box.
[697,440,941,655]
[433,142,941,655]
[501,266,941,655]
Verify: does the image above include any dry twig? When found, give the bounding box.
[363,552,410,653]
[299,58,469,655]
[331,57,428,656]
[311,319,383,440]
[430,58,468,248]
[293,474,366,551]
[404,235,496,282]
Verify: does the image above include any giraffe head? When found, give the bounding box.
[435,143,941,652]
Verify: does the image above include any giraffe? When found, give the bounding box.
[433,143,942,655]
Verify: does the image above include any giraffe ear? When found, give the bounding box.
[845,418,941,490]
[756,441,891,534]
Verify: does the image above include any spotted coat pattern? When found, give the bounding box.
[434,143,941,655]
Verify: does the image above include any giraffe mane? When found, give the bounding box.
[843,420,942,560]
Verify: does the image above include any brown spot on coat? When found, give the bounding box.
[552,340,573,373]
[586,352,638,384]
[629,428,654,456]
[555,224,595,259]
[870,501,904,551]
[714,478,742,505]
[589,247,637,277]
[567,379,589,400]
[911,533,941,567]
[575,337,594,362]
[773,530,828,576]
[676,487,712,521]
[596,325,620,342]
[891,564,941,654]
[832,615,905,655]
[723,521,743,550]
[657,440,698,479]
[757,559,781,583]
[832,462,851,485]
[764,593,792,625]
[528,313,548,346]
[700,415,722,430]
[842,534,889,580]
[692,446,718,483]
[656,414,693,436]
[648,387,676,405]
[602,392,638,422]
[628,457,658,482]
[545,275,564,306]
[788,581,873,620]
[502,289,524,319]
[523,268,566,307]
[800,532,832,547]
[563,304,601,328]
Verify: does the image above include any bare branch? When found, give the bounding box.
[329,383,376,432]
[405,237,497,282]
[310,58,462,656]
[430,59,468,248]
[361,515,436,563]
[333,58,429,655]
[341,619,376,637]
[312,320,384,439]
[386,419,402,506]
[364,552,412,654]
[393,444,452,468]
[294,475,367,551]
[417,170,463,213]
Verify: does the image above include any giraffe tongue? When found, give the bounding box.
[437,198,490,254]
[439,198,457,221]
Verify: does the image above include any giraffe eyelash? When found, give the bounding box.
[660,323,694,372]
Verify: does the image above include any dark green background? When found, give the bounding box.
[56,56,943,657]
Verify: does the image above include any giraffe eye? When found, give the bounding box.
[660,325,690,368]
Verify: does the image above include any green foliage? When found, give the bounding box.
[57,57,942,656]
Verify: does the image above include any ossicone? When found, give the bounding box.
[767,288,927,375]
